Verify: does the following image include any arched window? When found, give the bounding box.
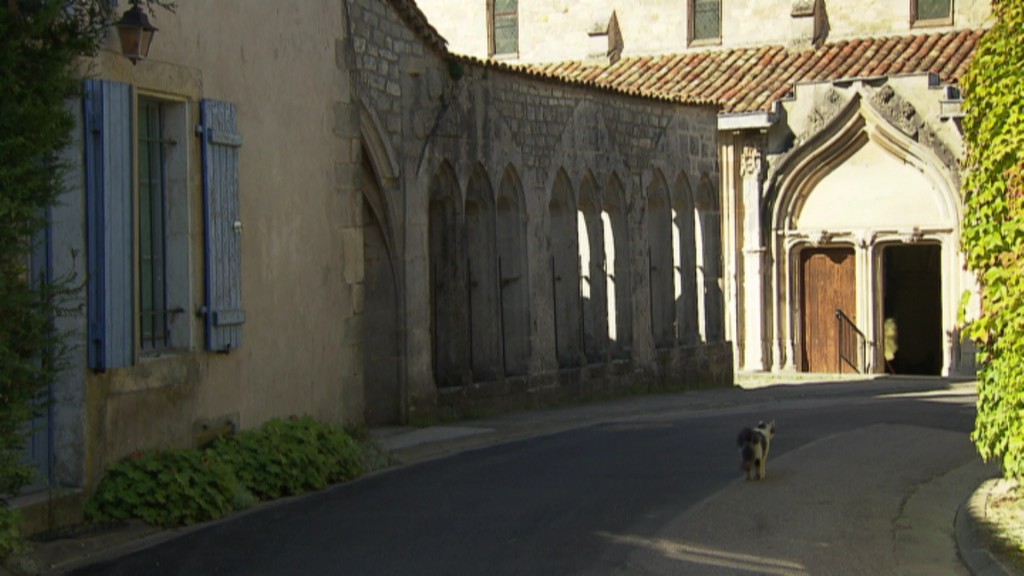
[578,173,606,363]
[466,165,500,381]
[550,169,581,368]
[496,166,530,376]
[672,173,700,345]
[695,173,724,342]
[648,171,674,349]
[428,163,469,388]
[604,174,632,359]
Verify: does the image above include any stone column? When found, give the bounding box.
[740,143,767,371]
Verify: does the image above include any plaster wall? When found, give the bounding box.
[72,0,360,485]
[415,0,992,63]
[795,142,945,229]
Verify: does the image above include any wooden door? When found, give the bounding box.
[800,248,856,373]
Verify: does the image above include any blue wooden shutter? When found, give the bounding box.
[200,100,244,352]
[84,79,134,370]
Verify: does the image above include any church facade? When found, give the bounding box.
[418,0,991,376]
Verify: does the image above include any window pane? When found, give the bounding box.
[493,0,517,54]
[693,0,721,40]
[494,16,518,54]
[916,0,951,20]
[137,99,168,351]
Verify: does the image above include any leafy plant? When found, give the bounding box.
[0,508,21,559]
[961,0,1024,478]
[1,0,177,558]
[85,449,250,527]
[210,416,364,501]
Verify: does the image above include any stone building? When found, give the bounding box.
[20,0,729,512]
[418,0,991,377]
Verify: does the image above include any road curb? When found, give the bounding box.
[957,478,1019,576]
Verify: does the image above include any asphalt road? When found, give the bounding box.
[68,379,982,575]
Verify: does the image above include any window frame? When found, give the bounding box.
[911,0,954,27]
[488,0,519,58]
[689,0,722,46]
[134,93,193,358]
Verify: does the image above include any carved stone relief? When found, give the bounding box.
[869,84,960,187]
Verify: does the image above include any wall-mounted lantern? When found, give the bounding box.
[115,0,157,64]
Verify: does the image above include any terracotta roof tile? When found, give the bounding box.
[525,30,985,113]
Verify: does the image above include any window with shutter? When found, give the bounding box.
[84,79,134,370]
[200,100,245,352]
[84,80,195,369]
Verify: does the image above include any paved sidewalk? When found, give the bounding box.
[3,376,1018,575]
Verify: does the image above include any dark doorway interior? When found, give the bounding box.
[882,244,942,375]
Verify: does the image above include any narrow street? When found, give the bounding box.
[68,378,989,575]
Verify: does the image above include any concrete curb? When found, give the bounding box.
[957,478,1020,576]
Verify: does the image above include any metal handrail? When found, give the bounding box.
[836,309,866,373]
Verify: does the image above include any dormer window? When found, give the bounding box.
[912,0,953,27]
[690,0,722,45]
[490,0,518,57]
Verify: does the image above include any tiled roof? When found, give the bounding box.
[452,53,718,107]
[386,0,716,106]
[526,30,985,113]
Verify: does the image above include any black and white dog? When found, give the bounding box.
[737,420,775,481]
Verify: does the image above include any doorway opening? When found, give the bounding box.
[882,244,942,375]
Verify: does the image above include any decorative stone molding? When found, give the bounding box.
[766,88,846,185]
[898,226,924,244]
[810,229,834,246]
[854,230,876,248]
[804,88,846,142]
[869,85,960,187]
[791,0,816,17]
[741,145,763,180]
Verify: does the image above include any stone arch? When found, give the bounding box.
[466,164,500,381]
[550,168,582,368]
[768,92,961,233]
[496,165,530,376]
[604,173,632,359]
[428,161,469,388]
[361,154,401,425]
[672,172,699,345]
[765,89,963,374]
[360,97,400,187]
[578,172,607,363]
[695,172,724,342]
[648,169,674,349]
[359,99,399,268]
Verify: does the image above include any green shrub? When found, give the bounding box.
[85,449,249,527]
[0,507,21,559]
[961,0,1024,479]
[210,416,363,500]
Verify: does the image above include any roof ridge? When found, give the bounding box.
[521,28,985,113]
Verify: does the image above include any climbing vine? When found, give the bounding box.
[0,0,170,558]
[960,0,1024,479]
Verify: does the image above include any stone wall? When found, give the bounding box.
[348,0,732,422]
